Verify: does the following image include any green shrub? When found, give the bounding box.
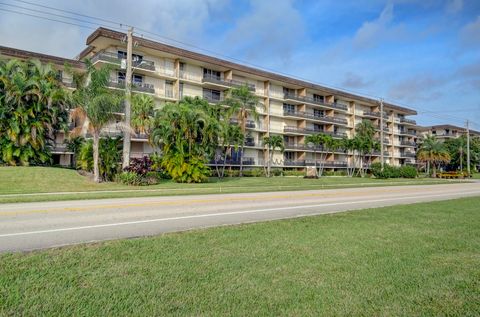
[242,168,265,177]
[283,170,305,177]
[399,165,417,178]
[162,153,210,183]
[370,163,416,179]
[271,168,283,176]
[116,171,142,186]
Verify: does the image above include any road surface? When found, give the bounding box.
[1,182,479,252]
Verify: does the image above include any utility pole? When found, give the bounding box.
[122,27,133,169]
[380,98,385,171]
[466,120,471,177]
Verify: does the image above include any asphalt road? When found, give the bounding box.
[1,182,479,253]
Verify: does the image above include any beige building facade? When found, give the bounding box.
[1,27,421,169]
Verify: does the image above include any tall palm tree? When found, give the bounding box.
[417,134,450,177]
[354,120,378,177]
[131,93,155,137]
[306,133,337,177]
[223,85,259,176]
[216,122,244,178]
[70,61,123,182]
[263,135,284,177]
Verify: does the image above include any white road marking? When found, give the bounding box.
[1,190,479,238]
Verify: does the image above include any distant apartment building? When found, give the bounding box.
[0,27,420,169]
[418,124,480,142]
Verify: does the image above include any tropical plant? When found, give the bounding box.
[131,93,155,136]
[69,60,123,182]
[444,135,480,172]
[263,135,284,177]
[305,133,341,177]
[150,97,219,182]
[0,58,70,165]
[417,134,450,177]
[353,120,380,177]
[76,136,122,181]
[223,85,259,176]
[65,136,84,167]
[215,122,244,178]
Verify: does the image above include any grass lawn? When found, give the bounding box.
[1,197,479,315]
[0,166,461,203]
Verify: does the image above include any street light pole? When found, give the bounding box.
[122,27,133,169]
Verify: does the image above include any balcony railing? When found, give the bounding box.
[375,125,390,132]
[107,80,155,94]
[91,51,155,71]
[402,152,416,158]
[284,143,346,152]
[401,141,416,146]
[202,74,255,91]
[209,158,256,165]
[283,110,348,125]
[244,139,255,146]
[400,118,416,125]
[363,111,388,119]
[398,129,417,136]
[283,93,348,111]
[306,160,348,168]
[283,126,346,138]
[229,119,256,129]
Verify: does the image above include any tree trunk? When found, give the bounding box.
[427,161,430,176]
[93,132,100,183]
[432,163,437,178]
[269,149,274,177]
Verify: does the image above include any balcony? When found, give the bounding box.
[230,119,256,129]
[244,138,255,146]
[202,74,255,91]
[400,118,416,125]
[91,51,155,71]
[400,141,416,147]
[401,152,416,158]
[375,125,390,132]
[306,160,348,168]
[398,129,416,136]
[283,126,346,138]
[363,111,388,119]
[107,80,155,94]
[283,110,348,125]
[284,160,306,167]
[209,158,256,165]
[283,93,348,111]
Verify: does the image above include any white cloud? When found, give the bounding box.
[223,0,305,66]
[445,0,463,13]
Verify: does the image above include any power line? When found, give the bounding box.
[0,7,97,30]
[9,0,127,27]
[2,0,480,127]
[0,2,117,28]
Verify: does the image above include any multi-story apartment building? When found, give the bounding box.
[1,27,420,169]
[418,125,480,142]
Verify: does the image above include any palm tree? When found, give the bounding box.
[354,120,377,177]
[417,135,451,177]
[131,93,155,137]
[263,135,284,177]
[216,122,244,178]
[306,133,337,177]
[0,58,69,165]
[223,85,259,176]
[70,61,123,182]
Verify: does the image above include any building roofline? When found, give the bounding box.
[420,124,480,135]
[82,27,417,115]
[0,45,84,68]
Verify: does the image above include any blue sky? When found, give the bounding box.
[1,0,479,129]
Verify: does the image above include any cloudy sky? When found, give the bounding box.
[1,0,479,129]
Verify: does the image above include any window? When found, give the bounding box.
[117,50,143,62]
[203,68,221,80]
[133,74,143,84]
[203,88,221,101]
[313,124,324,132]
[283,103,295,114]
[179,62,185,71]
[179,83,184,98]
[313,94,324,103]
[117,71,126,81]
[314,109,324,117]
[284,152,295,161]
[283,87,295,96]
[165,80,174,98]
